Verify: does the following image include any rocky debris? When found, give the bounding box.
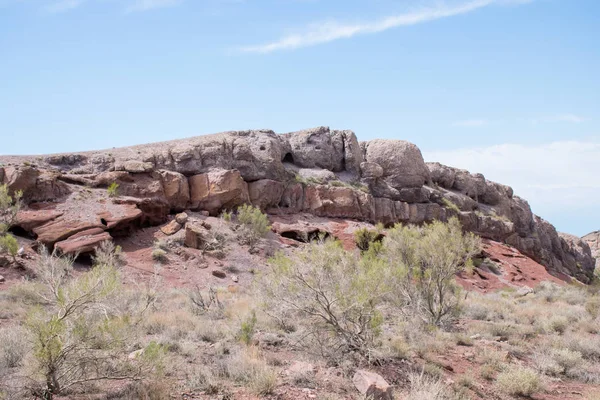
[55,228,111,255]
[0,275,5,283]
[1,126,595,283]
[160,220,182,235]
[212,270,226,279]
[189,169,249,215]
[352,370,393,400]
[286,361,314,376]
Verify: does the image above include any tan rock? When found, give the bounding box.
[352,370,393,400]
[161,220,182,235]
[189,169,249,215]
[184,222,209,249]
[158,170,190,211]
[175,212,189,224]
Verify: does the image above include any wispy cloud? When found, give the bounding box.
[452,119,488,127]
[240,0,530,54]
[45,0,86,13]
[125,0,183,13]
[532,114,588,124]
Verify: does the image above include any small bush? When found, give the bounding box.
[0,326,29,369]
[151,248,167,262]
[496,366,543,397]
[223,348,277,395]
[354,227,381,252]
[221,210,232,222]
[238,311,257,345]
[0,234,18,260]
[107,182,119,197]
[237,204,271,250]
[406,371,452,400]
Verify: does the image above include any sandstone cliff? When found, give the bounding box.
[0,127,594,282]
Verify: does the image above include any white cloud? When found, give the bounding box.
[240,0,531,53]
[125,0,182,12]
[452,119,488,127]
[423,140,600,233]
[532,114,588,124]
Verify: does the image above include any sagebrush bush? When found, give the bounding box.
[354,227,381,252]
[0,326,28,369]
[496,366,543,397]
[0,184,22,234]
[236,204,271,250]
[0,233,18,261]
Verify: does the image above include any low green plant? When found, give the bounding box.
[238,311,257,345]
[221,210,232,222]
[107,182,119,197]
[0,234,18,262]
[441,197,461,213]
[354,227,381,252]
[237,204,271,250]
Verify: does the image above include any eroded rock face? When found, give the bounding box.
[1,126,594,282]
[582,231,600,269]
[189,169,249,215]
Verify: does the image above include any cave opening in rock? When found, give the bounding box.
[282,152,295,164]
[280,229,331,243]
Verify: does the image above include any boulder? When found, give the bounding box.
[34,218,106,246]
[158,170,190,211]
[160,220,182,235]
[212,270,226,279]
[279,183,304,212]
[189,169,249,215]
[184,221,210,249]
[352,370,393,400]
[175,212,189,225]
[364,139,430,188]
[248,179,284,210]
[55,228,111,255]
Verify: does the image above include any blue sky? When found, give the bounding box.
[1,0,599,236]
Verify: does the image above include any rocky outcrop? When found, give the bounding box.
[1,126,594,282]
[583,231,600,270]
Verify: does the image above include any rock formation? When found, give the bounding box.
[0,126,594,282]
[582,231,600,270]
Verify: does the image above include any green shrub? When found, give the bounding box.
[354,227,381,252]
[496,366,543,397]
[383,217,480,326]
[237,204,271,250]
[0,184,22,235]
[0,234,18,261]
[259,240,389,361]
[151,248,167,262]
[238,311,257,345]
[107,182,119,197]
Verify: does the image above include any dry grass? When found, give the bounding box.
[496,365,543,396]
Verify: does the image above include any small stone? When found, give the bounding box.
[0,275,5,283]
[212,270,226,279]
[200,210,210,217]
[175,212,189,224]
[128,349,144,360]
[352,370,393,400]
[231,275,239,282]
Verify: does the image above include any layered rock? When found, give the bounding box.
[1,126,594,282]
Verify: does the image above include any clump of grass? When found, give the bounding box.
[151,248,167,263]
[107,182,119,197]
[442,197,461,213]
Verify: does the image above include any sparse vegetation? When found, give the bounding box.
[496,366,543,397]
[236,204,271,250]
[107,181,120,197]
[354,227,382,252]
[441,197,461,213]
